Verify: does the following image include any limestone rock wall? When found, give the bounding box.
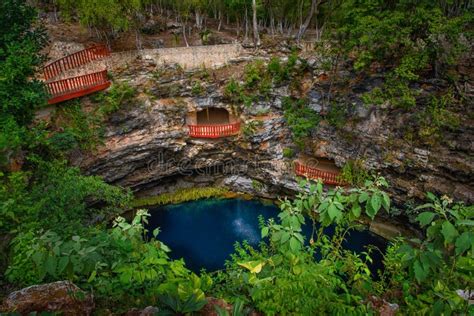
[72,53,473,211]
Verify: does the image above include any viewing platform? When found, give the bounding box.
[294,159,345,186]
[43,45,110,81]
[46,70,110,104]
[43,44,111,104]
[188,122,241,138]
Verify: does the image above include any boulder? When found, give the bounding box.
[199,297,232,316]
[1,281,94,316]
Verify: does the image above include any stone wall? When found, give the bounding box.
[142,44,242,69]
[110,43,243,70]
[44,43,243,80]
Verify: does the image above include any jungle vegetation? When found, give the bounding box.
[0,0,473,314]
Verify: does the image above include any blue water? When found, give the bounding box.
[146,198,387,274]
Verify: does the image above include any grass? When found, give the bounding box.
[131,186,233,208]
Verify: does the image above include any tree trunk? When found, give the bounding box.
[296,0,322,42]
[244,8,249,41]
[218,10,222,31]
[183,25,189,47]
[195,10,203,29]
[135,28,142,50]
[252,0,260,47]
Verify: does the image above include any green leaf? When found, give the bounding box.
[413,259,428,283]
[351,203,361,218]
[261,226,269,238]
[370,193,382,213]
[441,221,458,244]
[365,203,376,219]
[87,270,97,283]
[289,236,301,252]
[281,232,291,243]
[426,192,436,201]
[416,212,436,227]
[57,256,69,274]
[44,255,57,277]
[455,232,472,255]
[327,203,341,221]
[359,192,369,203]
[456,219,474,226]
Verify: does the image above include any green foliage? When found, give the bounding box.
[268,53,306,85]
[325,102,348,128]
[58,0,145,33]
[333,1,473,109]
[211,177,391,315]
[191,80,205,96]
[95,81,137,116]
[251,179,264,192]
[377,193,473,314]
[0,159,131,234]
[417,90,461,144]
[339,159,371,187]
[282,97,319,147]
[131,187,230,208]
[52,102,104,151]
[282,147,294,158]
[241,120,263,140]
[6,210,211,311]
[243,60,266,90]
[224,77,244,104]
[0,0,47,158]
[49,82,136,152]
[199,28,212,44]
[224,55,309,108]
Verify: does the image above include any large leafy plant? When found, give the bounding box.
[211,176,391,314]
[6,210,211,311]
[393,193,473,314]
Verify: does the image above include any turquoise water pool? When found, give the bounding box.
[146,198,387,273]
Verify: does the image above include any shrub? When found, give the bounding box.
[416,90,461,144]
[282,97,320,148]
[325,103,348,128]
[53,101,104,151]
[97,81,136,115]
[0,159,131,234]
[224,78,244,103]
[242,120,264,140]
[282,148,295,158]
[6,210,211,312]
[338,159,370,187]
[192,80,205,96]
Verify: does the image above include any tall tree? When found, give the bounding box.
[0,0,47,165]
[252,0,260,46]
[296,0,323,41]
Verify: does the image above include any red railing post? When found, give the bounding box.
[46,70,110,104]
[188,122,240,138]
[43,44,110,81]
[294,161,344,186]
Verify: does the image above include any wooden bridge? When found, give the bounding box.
[188,122,241,138]
[43,45,111,104]
[294,161,345,186]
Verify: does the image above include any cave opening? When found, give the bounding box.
[196,108,230,125]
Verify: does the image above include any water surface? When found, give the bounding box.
[147,198,386,273]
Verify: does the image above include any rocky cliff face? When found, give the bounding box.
[74,52,473,208]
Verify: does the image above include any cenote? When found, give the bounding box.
[146,198,387,274]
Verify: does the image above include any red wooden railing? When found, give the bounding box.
[46,70,111,104]
[188,122,241,138]
[43,45,110,81]
[294,161,345,186]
